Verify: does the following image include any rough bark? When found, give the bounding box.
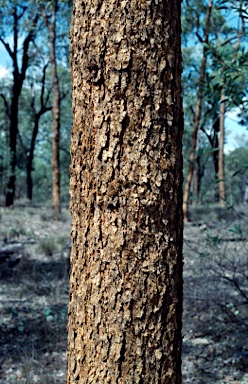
[182,0,212,221]
[218,92,226,206]
[67,1,183,383]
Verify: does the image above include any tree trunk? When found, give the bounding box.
[5,8,19,207]
[27,62,52,201]
[26,114,40,201]
[67,1,183,383]
[183,0,213,221]
[212,120,219,177]
[193,167,198,205]
[193,153,205,205]
[6,82,18,206]
[218,92,226,206]
[46,0,61,219]
[2,6,38,206]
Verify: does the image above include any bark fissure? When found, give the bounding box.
[67,0,183,383]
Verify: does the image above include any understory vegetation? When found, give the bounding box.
[0,205,247,383]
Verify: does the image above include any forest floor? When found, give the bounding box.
[0,204,247,383]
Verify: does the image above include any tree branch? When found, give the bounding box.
[0,93,11,119]
[222,275,248,304]
[19,13,39,90]
[40,62,50,108]
[0,38,14,60]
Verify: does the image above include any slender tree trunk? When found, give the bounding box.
[67,1,183,383]
[2,7,38,206]
[212,123,219,176]
[193,167,198,205]
[201,119,219,177]
[6,9,19,207]
[193,154,205,205]
[26,163,33,201]
[45,0,61,219]
[197,157,203,201]
[218,92,226,206]
[26,114,40,201]
[26,62,51,201]
[183,0,213,221]
[6,85,18,206]
[0,108,9,201]
[210,120,219,202]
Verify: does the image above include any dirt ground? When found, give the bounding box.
[0,205,247,383]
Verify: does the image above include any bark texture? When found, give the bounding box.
[67,1,183,383]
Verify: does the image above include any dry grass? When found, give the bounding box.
[0,204,247,383]
[0,206,70,383]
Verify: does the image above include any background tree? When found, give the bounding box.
[182,0,248,216]
[182,0,213,221]
[67,0,183,382]
[0,0,247,211]
[0,0,38,206]
[0,0,72,206]
[41,0,61,219]
[25,62,52,201]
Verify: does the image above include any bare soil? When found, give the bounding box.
[0,205,247,383]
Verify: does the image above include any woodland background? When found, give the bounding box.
[0,0,248,383]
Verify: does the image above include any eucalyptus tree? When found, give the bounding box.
[67,0,183,383]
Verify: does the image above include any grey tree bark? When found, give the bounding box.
[67,1,183,383]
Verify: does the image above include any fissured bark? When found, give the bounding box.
[67,1,183,383]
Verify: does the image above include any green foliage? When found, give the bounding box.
[182,0,248,207]
[42,305,67,324]
[0,0,247,209]
[225,144,248,203]
[206,233,220,246]
[40,211,53,221]
[3,222,34,239]
[0,0,72,205]
[39,237,58,256]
